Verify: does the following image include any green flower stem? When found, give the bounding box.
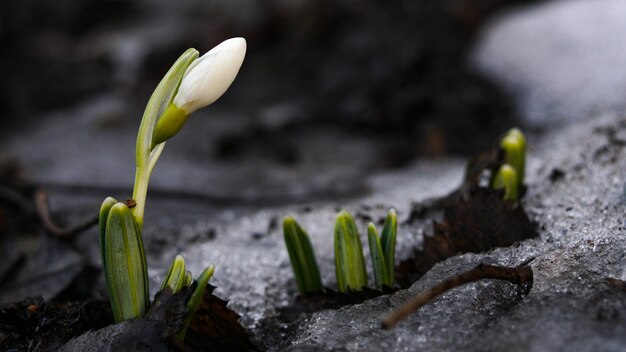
[130,49,198,227]
[131,169,149,229]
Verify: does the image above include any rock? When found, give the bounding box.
[271,112,626,352]
[0,235,83,302]
[473,0,626,126]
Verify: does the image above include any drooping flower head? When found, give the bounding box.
[174,37,247,114]
[152,38,247,147]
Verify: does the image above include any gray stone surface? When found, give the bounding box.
[151,159,464,332]
[473,0,626,126]
[274,113,626,351]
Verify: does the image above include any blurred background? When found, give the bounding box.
[0,0,531,204]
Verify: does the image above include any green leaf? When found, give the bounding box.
[99,197,118,277]
[367,223,388,291]
[136,48,198,166]
[283,216,323,294]
[103,202,150,322]
[493,164,518,200]
[160,255,187,293]
[334,210,368,292]
[380,209,397,287]
[184,270,193,288]
[179,264,216,340]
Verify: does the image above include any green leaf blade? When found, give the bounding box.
[334,210,367,292]
[283,217,323,294]
[160,255,187,293]
[367,223,387,291]
[136,48,199,167]
[104,203,149,322]
[380,209,397,287]
[99,197,118,277]
[179,264,216,340]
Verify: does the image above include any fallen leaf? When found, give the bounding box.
[397,187,537,287]
[185,284,259,351]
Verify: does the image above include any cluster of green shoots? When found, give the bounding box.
[283,129,526,295]
[492,128,526,200]
[98,38,246,339]
[283,209,397,294]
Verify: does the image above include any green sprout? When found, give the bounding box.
[283,217,323,294]
[283,209,398,294]
[156,255,215,340]
[99,38,246,327]
[99,197,149,321]
[492,128,527,200]
[334,210,368,292]
[493,164,518,200]
[499,128,526,189]
[367,209,397,290]
[161,255,189,293]
[179,265,215,340]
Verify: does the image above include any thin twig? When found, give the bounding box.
[34,189,99,238]
[381,263,533,329]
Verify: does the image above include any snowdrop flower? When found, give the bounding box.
[153,37,247,146]
[175,37,247,114]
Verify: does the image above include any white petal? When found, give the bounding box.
[173,37,247,114]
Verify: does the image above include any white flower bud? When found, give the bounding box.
[173,37,247,114]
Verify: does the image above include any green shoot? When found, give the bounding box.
[493,164,518,200]
[283,217,324,294]
[380,209,397,287]
[178,265,216,340]
[184,270,193,288]
[334,210,368,292]
[101,201,149,322]
[368,209,397,290]
[367,224,388,291]
[160,255,189,293]
[500,128,526,189]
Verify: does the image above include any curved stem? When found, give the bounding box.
[131,168,148,229]
[131,143,165,229]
